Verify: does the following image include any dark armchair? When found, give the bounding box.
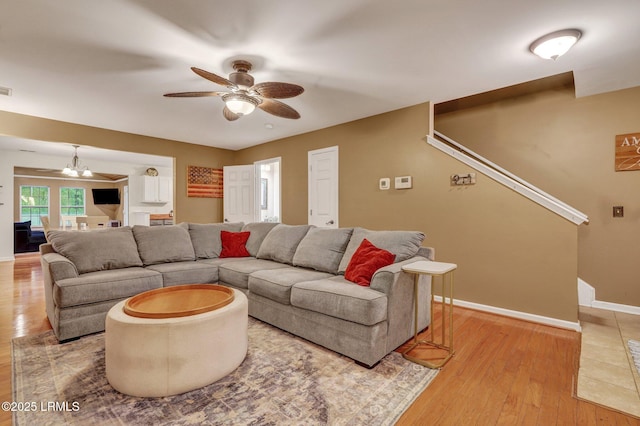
[14,220,47,253]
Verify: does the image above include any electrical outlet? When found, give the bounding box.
[613,206,624,218]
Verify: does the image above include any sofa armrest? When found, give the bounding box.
[14,229,29,252]
[369,256,428,295]
[42,253,79,281]
[417,246,435,261]
[39,243,55,255]
[369,256,432,353]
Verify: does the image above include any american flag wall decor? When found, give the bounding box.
[187,166,223,198]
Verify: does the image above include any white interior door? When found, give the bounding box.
[223,165,256,223]
[308,146,339,228]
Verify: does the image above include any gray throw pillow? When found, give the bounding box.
[256,224,312,265]
[338,227,425,274]
[241,222,280,257]
[48,227,143,274]
[293,227,353,273]
[132,223,195,266]
[189,222,244,259]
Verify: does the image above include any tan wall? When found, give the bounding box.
[14,177,122,227]
[435,85,640,307]
[0,110,233,223]
[1,103,582,321]
[235,103,580,322]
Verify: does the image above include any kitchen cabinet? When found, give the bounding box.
[141,176,171,204]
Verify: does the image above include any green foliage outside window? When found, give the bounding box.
[20,186,49,226]
[60,187,86,217]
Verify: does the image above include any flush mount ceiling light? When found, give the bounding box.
[530,29,582,60]
[62,145,92,177]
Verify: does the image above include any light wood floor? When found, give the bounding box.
[1,253,639,425]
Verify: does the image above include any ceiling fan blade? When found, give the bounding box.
[252,82,304,99]
[163,91,226,97]
[191,67,237,89]
[258,98,301,119]
[223,106,240,121]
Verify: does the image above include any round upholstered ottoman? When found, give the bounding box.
[105,286,248,397]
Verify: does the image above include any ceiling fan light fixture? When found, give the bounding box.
[530,29,581,60]
[223,93,259,116]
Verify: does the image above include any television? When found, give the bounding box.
[92,188,120,205]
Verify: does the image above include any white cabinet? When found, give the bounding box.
[141,176,170,204]
[130,212,150,226]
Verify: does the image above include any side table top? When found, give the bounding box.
[402,260,457,275]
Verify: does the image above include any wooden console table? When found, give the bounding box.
[401,260,457,368]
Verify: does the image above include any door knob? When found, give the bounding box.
[326,220,334,225]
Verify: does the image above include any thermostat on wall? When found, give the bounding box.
[394,176,412,189]
[379,178,390,190]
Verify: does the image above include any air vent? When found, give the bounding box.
[0,86,13,96]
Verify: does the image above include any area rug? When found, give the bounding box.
[628,339,640,375]
[12,318,438,425]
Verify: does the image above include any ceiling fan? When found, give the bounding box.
[164,60,304,121]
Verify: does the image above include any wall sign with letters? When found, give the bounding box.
[615,132,640,171]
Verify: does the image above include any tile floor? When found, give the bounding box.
[578,306,640,417]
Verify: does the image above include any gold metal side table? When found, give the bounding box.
[401,260,457,368]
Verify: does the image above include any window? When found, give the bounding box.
[20,185,50,227]
[60,187,86,218]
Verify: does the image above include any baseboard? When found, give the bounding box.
[578,278,640,315]
[591,301,640,315]
[0,255,15,263]
[433,295,581,332]
[578,278,595,306]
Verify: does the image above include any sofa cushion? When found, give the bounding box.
[338,227,425,274]
[241,222,279,257]
[257,224,312,265]
[290,277,388,326]
[220,231,251,258]
[49,227,143,274]
[14,220,31,234]
[133,224,195,266]
[345,239,396,286]
[54,267,162,308]
[188,222,244,259]
[218,259,289,289]
[249,268,333,305]
[145,260,219,287]
[292,227,353,273]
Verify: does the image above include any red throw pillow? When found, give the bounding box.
[220,231,251,258]
[344,239,396,286]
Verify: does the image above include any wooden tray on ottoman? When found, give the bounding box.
[123,284,234,319]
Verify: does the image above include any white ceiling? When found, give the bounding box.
[1,0,639,151]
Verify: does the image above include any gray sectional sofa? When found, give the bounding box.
[41,222,433,367]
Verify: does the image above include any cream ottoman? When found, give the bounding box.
[105,287,248,397]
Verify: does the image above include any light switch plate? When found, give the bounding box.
[379,178,390,190]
